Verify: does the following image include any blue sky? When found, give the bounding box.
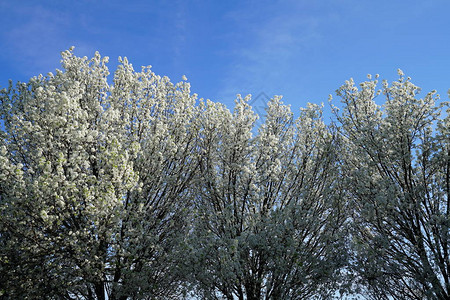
[1,0,450,115]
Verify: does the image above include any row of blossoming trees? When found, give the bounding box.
[0,49,449,299]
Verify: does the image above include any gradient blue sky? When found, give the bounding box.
[1,0,450,113]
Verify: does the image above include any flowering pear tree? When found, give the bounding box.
[0,49,199,299]
[5,47,449,300]
[333,71,450,299]
[186,95,348,299]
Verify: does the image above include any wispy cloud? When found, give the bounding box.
[215,1,327,105]
[0,2,94,78]
[170,0,189,72]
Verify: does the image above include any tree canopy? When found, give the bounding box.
[0,51,449,299]
[333,72,450,299]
